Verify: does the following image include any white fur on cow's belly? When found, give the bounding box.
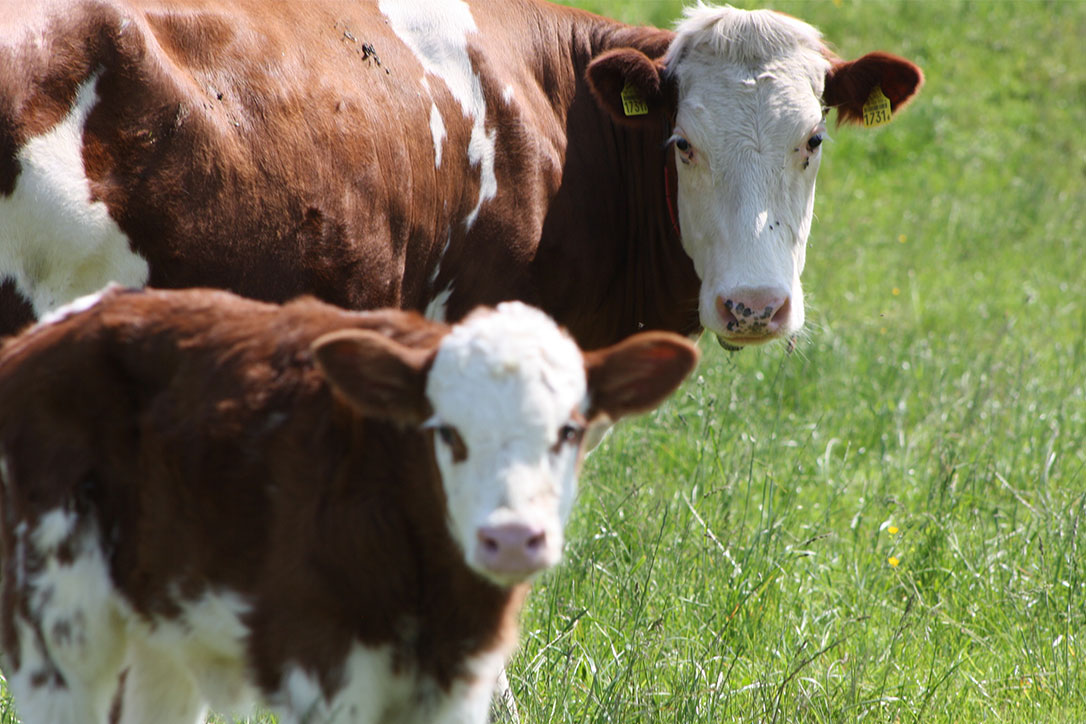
[6,506,507,724]
[0,70,148,319]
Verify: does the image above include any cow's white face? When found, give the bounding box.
[425,302,587,587]
[666,8,831,348]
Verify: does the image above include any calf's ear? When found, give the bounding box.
[587,48,673,127]
[312,329,435,424]
[824,51,923,126]
[585,332,699,422]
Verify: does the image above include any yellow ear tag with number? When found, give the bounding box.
[862,85,892,128]
[621,80,649,117]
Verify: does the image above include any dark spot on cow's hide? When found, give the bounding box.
[0,279,36,336]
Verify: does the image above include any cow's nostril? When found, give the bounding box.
[480,534,500,554]
[716,289,789,337]
[715,296,737,326]
[770,297,791,328]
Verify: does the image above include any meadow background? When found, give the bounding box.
[518,1,1086,722]
[5,1,1084,723]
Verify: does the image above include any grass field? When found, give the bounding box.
[4,1,1084,723]
[518,1,1086,722]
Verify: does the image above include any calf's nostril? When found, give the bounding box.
[526,531,545,552]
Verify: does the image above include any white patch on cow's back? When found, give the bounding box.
[424,284,453,323]
[379,0,497,230]
[502,85,515,104]
[0,71,149,320]
[426,302,587,583]
[35,282,115,327]
[429,103,446,168]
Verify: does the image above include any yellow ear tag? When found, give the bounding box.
[621,80,649,117]
[862,85,892,128]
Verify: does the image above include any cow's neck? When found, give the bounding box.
[533,17,701,351]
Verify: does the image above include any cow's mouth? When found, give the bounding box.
[716,335,744,352]
[716,333,799,354]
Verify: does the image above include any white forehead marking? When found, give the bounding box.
[666,6,829,143]
[0,71,149,319]
[667,6,827,73]
[426,302,585,438]
[379,0,497,230]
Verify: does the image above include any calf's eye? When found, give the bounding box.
[558,424,583,445]
[434,425,468,462]
[807,133,824,151]
[675,137,691,152]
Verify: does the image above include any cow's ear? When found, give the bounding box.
[587,48,672,127]
[312,329,435,424]
[584,332,698,422]
[823,51,923,126]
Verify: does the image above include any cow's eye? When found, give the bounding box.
[671,135,695,165]
[556,423,584,447]
[807,133,824,151]
[434,425,468,462]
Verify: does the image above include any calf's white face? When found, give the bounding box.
[313,302,698,589]
[666,8,829,347]
[425,303,587,586]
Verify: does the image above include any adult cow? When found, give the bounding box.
[0,0,922,349]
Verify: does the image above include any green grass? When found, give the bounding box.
[518,1,1086,722]
[5,1,1084,722]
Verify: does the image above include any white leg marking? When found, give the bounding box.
[31,509,78,552]
[0,70,149,319]
[274,646,404,724]
[136,589,255,715]
[9,523,128,724]
[424,649,507,724]
[379,0,498,230]
[117,640,207,724]
[430,102,447,168]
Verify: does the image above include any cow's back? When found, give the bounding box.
[0,0,595,335]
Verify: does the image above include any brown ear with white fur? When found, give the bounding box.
[587,47,673,128]
[312,329,436,424]
[824,51,924,126]
[584,332,699,422]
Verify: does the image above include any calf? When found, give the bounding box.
[0,286,697,724]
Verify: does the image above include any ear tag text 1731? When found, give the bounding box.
[862,85,892,128]
[621,81,649,117]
